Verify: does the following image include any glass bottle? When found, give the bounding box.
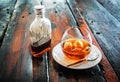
[29,5,51,57]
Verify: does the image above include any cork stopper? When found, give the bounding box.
[34,5,45,15]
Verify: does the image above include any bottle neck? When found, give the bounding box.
[35,9,45,18]
[35,14,44,18]
[34,5,45,19]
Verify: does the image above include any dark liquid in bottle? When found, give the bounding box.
[31,39,51,57]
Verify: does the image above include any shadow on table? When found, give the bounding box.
[53,60,106,82]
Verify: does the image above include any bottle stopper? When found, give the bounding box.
[34,5,45,15]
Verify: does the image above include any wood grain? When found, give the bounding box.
[0,0,16,46]
[75,0,120,81]
[97,0,120,22]
[0,0,119,82]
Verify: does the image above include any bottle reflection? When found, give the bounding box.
[32,56,47,81]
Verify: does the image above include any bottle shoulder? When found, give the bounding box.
[30,17,51,29]
[41,17,51,23]
[39,17,51,27]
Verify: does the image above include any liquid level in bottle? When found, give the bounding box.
[31,39,51,57]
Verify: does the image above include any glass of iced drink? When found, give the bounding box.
[61,26,92,61]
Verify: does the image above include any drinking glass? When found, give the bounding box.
[61,26,92,61]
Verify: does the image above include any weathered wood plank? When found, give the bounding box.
[0,8,31,81]
[0,0,27,47]
[75,0,120,81]
[0,0,17,46]
[97,0,120,22]
[0,0,48,82]
[42,0,74,82]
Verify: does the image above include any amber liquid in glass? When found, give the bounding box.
[62,38,91,60]
[31,39,51,57]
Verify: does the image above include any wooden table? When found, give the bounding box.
[0,0,120,82]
